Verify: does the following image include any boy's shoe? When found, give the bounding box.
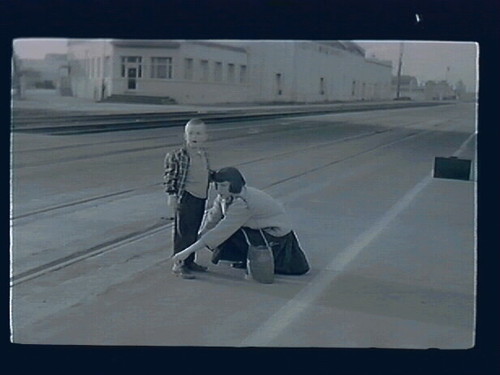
[186,262,208,272]
[173,266,195,279]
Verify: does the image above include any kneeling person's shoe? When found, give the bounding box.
[173,266,195,279]
[211,247,223,264]
[186,262,208,272]
[231,262,247,269]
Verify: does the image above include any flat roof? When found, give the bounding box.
[111,40,181,49]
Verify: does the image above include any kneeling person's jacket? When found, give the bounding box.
[200,186,292,250]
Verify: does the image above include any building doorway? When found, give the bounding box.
[121,56,142,91]
[127,67,137,90]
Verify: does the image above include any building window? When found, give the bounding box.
[214,62,222,82]
[351,80,356,96]
[104,56,111,77]
[150,57,173,79]
[227,63,235,83]
[121,56,142,78]
[239,65,247,83]
[320,77,325,95]
[184,58,193,80]
[97,57,101,78]
[275,73,282,95]
[200,60,209,81]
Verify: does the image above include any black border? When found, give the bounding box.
[2,1,499,374]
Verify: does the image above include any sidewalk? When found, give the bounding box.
[12,89,418,116]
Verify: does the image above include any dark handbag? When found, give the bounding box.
[272,231,310,275]
[242,229,274,284]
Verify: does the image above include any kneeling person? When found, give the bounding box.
[172,167,310,277]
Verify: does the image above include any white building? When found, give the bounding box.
[67,39,392,104]
[424,80,457,101]
[243,41,391,103]
[391,75,425,100]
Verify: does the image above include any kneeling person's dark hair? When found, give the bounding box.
[213,167,246,193]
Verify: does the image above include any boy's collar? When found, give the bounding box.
[183,145,205,154]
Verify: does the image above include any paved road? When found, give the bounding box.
[10,103,476,347]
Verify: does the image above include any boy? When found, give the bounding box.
[164,118,212,279]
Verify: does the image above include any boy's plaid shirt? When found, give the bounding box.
[163,147,211,200]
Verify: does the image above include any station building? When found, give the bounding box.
[66,40,392,104]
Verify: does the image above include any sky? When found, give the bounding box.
[13,38,478,92]
[14,38,69,59]
[356,41,478,92]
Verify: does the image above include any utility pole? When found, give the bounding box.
[396,42,404,99]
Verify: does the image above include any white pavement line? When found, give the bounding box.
[239,173,433,347]
[452,132,476,157]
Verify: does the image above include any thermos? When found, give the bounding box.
[243,229,274,284]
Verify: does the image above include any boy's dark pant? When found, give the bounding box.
[173,191,206,266]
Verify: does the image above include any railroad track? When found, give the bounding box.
[10,115,455,286]
[11,101,450,135]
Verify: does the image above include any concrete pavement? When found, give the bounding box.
[10,102,476,347]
